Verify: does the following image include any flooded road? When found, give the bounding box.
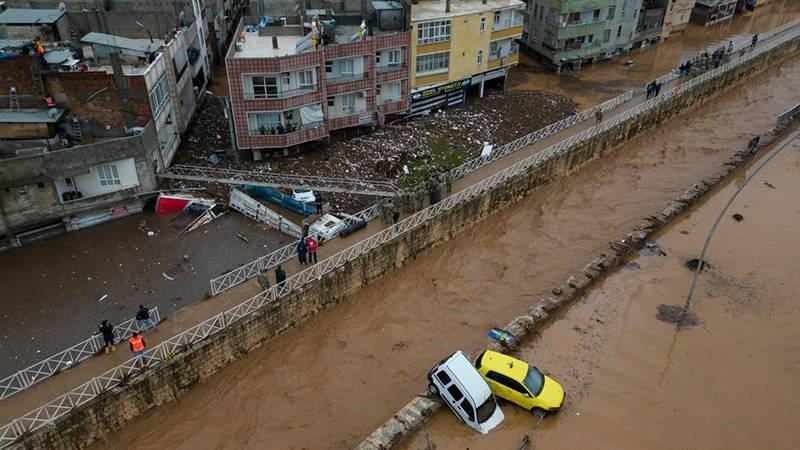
[88,44,800,449]
[509,0,800,108]
[0,213,292,375]
[402,127,800,450]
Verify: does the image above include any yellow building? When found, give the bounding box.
[661,0,697,39]
[408,0,524,113]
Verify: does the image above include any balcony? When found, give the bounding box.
[376,63,404,73]
[245,123,328,148]
[325,72,366,85]
[546,0,609,14]
[544,16,605,39]
[540,40,603,62]
[378,99,408,115]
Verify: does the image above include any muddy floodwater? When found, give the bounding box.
[87,43,800,449]
[509,0,800,108]
[0,213,291,374]
[402,125,800,450]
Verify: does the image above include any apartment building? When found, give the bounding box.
[0,27,205,245]
[600,0,644,57]
[632,0,666,48]
[660,0,696,38]
[523,0,610,71]
[691,0,736,26]
[409,0,524,113]
[225,3,411,154]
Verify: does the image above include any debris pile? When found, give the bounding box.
[171,89,576,212]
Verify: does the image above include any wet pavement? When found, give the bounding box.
[84,38,800,450]
[508,0,800,108]
[0,212,293,375]
[401,126,800,450]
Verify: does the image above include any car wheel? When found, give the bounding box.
[530,407,547,417]
[427,383,439,396]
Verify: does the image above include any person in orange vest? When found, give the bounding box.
[129,332,146,368]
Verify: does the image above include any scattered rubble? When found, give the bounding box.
[170,89,576,212]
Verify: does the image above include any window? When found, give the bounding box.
[327,96,335,107]
[247,112,282,135]
[607,6,616,19]
[247,75,278,99]
[486,371,528,395]
[568,12,580,23]
[480,16,486,32]
[460,399,475,421]
[148,74,170,118]
[494,11,501,25]
[416,52,449,75]
[604,29,611,42]
[522,367,545,396]
[617,25,622,37]
[340,59,354,75]
[476,397,497,422]
[281,72,291,85]
[416,20,451,44]
[325,61,333,73]
[298,70,314,88]
[490,41,499,59]
[382,82,401,102]
[436,371,452,385]
[477,49,483,65]
[446,384,464,401]
[387,49,401,67]
[593,9,600,19]
[341,94,356,113]
[97,164,121,186]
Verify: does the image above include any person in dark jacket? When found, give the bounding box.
[297,239,308,265]
[136,305,157,332]
[275,264,287,287]
[99,320,116,353]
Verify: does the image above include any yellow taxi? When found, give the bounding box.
[474,350,565,413]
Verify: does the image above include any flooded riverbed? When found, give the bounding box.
[87,41,800,450]
[402,126,800,450]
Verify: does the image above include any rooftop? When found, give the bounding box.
[81,32,159,55]
[234,31,304,58]
[0,109,66,124]
[0,8,65,25]
[411,0,524,21]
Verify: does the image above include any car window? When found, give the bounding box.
[436,371,452,385]
[523,367,545,396]
[460,399,475,422]
[476,397,498,423]
[447,384,464,401]
[486,371,529,395]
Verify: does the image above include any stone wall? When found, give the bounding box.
[9,31,800,450]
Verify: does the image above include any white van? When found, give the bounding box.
[427,351,505,434]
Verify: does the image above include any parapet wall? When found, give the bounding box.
[9,31,800,450]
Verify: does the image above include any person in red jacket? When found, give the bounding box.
[306,236,318,264]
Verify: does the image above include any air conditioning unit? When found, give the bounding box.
[235,42,243,52]
[357,91,368,98]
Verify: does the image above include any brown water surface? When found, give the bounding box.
[402,124,800,450]
[89,47,800,449]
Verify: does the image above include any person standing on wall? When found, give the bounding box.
[306,236,319,264]
[129,332,146,368]
[99,320,116,354]
[136,304,157,332]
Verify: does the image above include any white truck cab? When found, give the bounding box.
[427,351,504,434]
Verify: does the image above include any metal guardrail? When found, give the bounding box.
[161,165,399,197]
[0,308,160,401]
[3,24,799,449]
[206,88,636,297]
[209,203,382,295]
[777,102,800,124]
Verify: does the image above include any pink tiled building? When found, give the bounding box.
[225,3,411,154]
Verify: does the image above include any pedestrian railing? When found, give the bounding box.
[0,308,160,402]
[207,87,636,297]
[3,23,797,449]
[777,101,800,125]
[208,203,382,295]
